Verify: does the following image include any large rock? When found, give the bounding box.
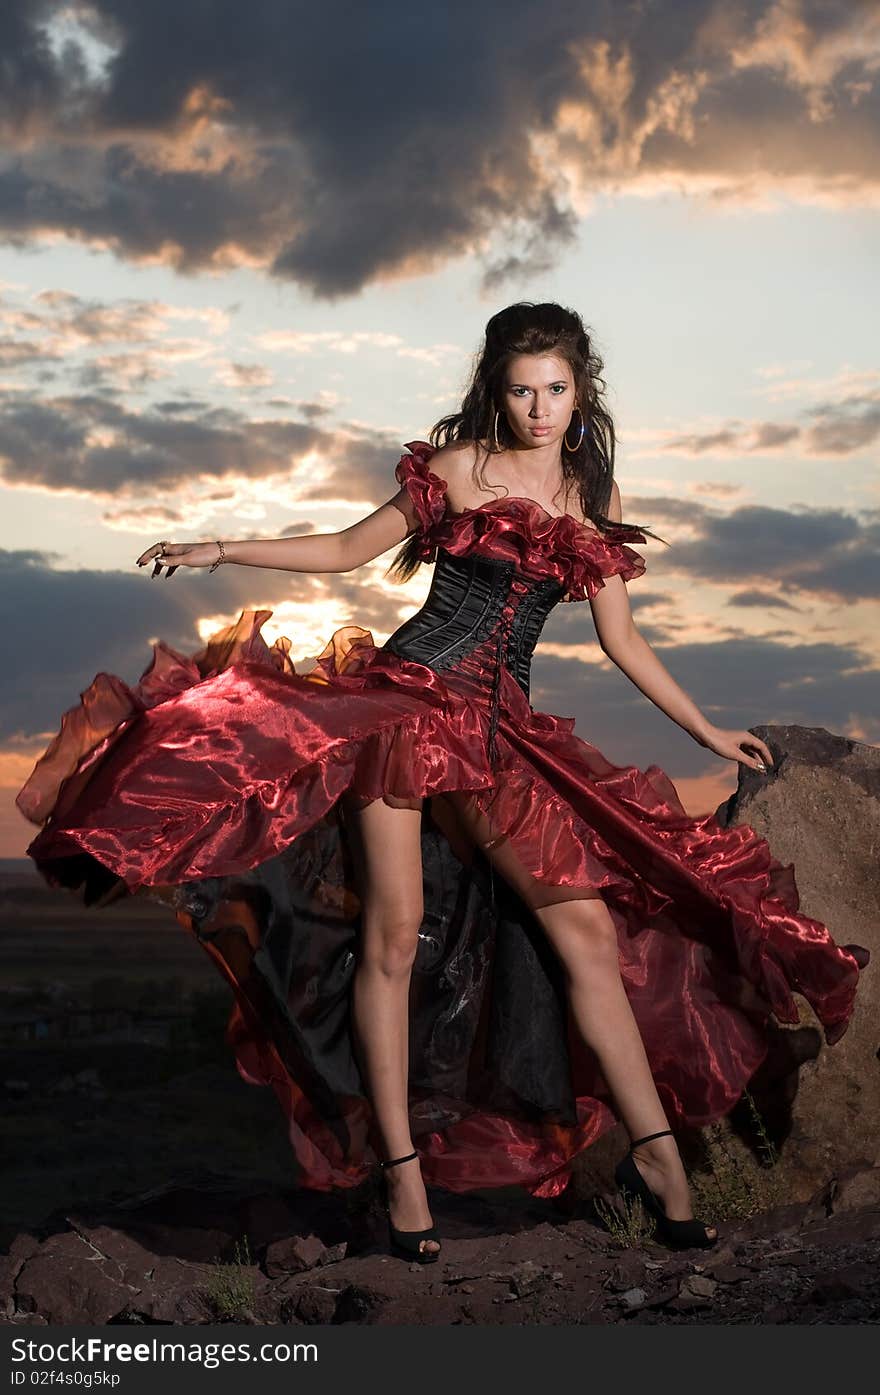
[11,1220,227,1324]
[713,725,879,1196]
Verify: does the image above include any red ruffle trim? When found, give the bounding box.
[394,440,449,539]
[15,609,298,828]
[394,439,648,600]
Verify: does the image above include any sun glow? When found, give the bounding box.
[193,597,377,665]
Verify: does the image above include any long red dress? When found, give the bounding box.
[17,441,866,1198]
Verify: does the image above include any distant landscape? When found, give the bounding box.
[0,860,296,1248]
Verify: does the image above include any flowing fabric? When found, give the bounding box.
[17,440,866,1198]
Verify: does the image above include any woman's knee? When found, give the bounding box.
[360,896,424,974]
[535,896,621,972]
[343,792,425,973]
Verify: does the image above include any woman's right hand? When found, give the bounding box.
[136,540,223,578]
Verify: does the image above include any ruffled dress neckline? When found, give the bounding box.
[443,493,648,547]
[403,436,647,540]
[395,439,649,603]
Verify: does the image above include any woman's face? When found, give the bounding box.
[501,353,576,450]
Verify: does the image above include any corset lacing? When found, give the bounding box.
[486,618,506,772]
[484,620,507,927]
[483,586,527,925]
[435,592,525,928]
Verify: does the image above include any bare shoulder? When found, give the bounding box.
[426,439,482,500]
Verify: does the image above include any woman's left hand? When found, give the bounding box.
[699,725,774,773]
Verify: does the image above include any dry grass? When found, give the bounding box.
[690,1089,784,1222]
[201,1236,256,1321]
[593,1190,657,1249]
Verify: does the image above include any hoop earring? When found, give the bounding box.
[492,409,503,451]
[564,407,585,453]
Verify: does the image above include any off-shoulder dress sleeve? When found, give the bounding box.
[393,440,448,535]
[588,522,648,589]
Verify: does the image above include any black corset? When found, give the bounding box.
[382,548,566,927]
[382,549,565,703]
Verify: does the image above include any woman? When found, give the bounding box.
[18,301,867,1266]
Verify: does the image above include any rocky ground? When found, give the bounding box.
[2,1162,879,1326]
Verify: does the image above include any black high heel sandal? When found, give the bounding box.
[614,1128,718,1251]
[377,1149,442,1264]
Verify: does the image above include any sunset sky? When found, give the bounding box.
[2,0,878,858]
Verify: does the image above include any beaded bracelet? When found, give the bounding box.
[208,540,226,573]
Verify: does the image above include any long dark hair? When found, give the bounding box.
[387,300,666,583]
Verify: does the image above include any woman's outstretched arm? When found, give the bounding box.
[136,490,414,575]
[589,484,773,774]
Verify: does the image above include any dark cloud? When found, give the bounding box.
[666,504,880,599]
[727,588,802,611]
[0,0,66,133]
[619,491,880,599]
[667,428,741,454]
[621,494,707,533]
[0,390,328,493]
[0,1,876,297]
[667,392,880,458]
[602,493,880,602]
[154,399,213,415]
[804,394,880,454]
[292,399,338,422]
[0,375,424,511]
[753,423,804,450]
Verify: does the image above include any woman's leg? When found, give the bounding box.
[341,791,440,1256]
[531,897,716,1235]
[442,792,716,1238]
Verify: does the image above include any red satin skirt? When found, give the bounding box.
[17,609,866,1197]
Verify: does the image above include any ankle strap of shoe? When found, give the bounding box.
[630,1129,673,1148]
[378,1149,418,1168]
